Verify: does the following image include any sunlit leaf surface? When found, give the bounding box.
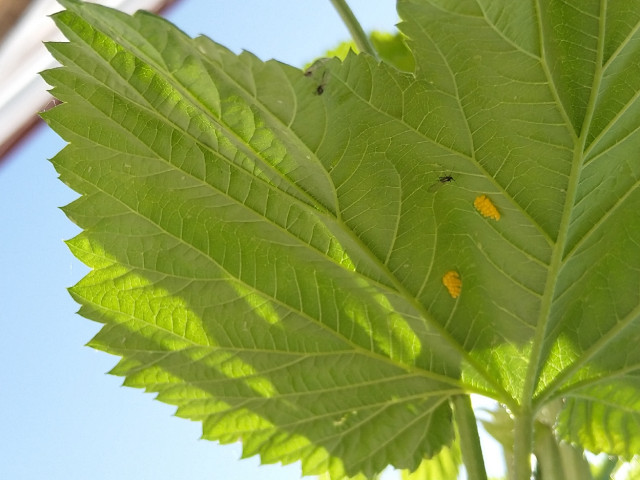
[43,0,640,475]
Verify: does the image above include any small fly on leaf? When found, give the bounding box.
[313,73,327,95]
[428,174,455,192]
[304,58,330,95]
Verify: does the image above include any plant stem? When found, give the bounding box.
[452,395,488,480]
[513,407,534,480]
[533,422,565,480]
[329,0,378,58]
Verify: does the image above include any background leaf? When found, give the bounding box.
[370,31,414,72]
[321,31,415,72]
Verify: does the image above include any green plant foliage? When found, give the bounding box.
[42,0,640,477]
[308,31,413,73]
[400,442,461,480]
[370,32,414,72]
[322,40,356,62]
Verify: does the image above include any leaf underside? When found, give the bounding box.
[43,0,640,476]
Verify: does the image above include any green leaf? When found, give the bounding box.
[42,0,640,476]
[400,439,461,480]
[370,32,414,72]
[308,32,413,73]
[558,383,640,459]
[44,1,457,477]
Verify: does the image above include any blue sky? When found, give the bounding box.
[0,1,504,479]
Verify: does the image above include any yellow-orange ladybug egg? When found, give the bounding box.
[474,194,500,220]
[442,270,462,299]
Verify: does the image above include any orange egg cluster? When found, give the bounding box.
[474,194,500,220]
[442,270,462,299]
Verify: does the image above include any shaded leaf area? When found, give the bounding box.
[399,0,640,456]
[43,0,640,475]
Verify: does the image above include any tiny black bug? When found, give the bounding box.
[428,174,455,192]
[305,59,329,96]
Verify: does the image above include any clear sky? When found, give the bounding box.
[0,1,503,479]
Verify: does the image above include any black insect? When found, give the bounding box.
[312,71,328,95]
[428,174,455,192]
[304,58,329,96]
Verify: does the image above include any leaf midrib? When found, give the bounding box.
[525,0,608,408]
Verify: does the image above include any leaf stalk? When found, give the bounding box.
[452,395,488,480]
[512,407,534,480]
[329,0,378,58]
